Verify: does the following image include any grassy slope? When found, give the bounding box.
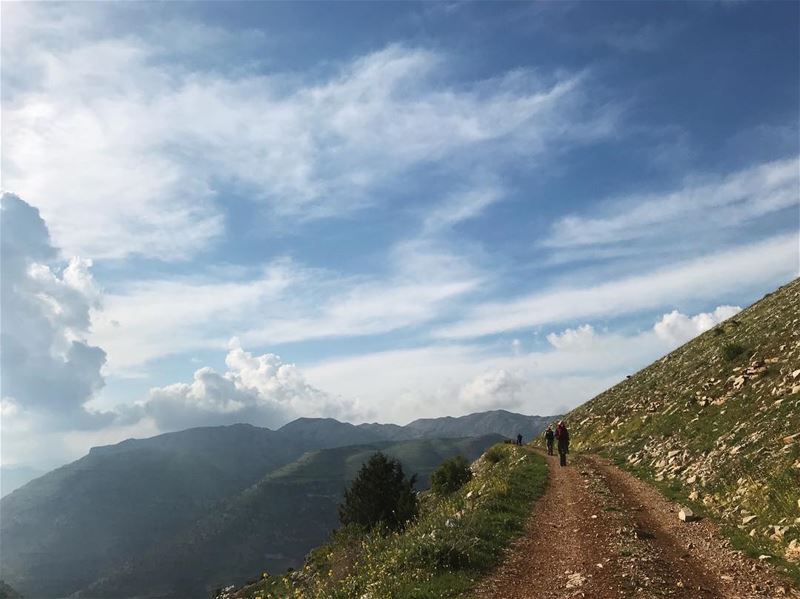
[231,444,547,599]
[567,277,800,580]
[78,436,503,599]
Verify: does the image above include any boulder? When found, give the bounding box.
[678,507,694,522]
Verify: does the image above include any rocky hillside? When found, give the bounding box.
[567,277,800,567]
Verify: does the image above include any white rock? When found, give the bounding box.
[565,573,586,589]
[679,507,694,522]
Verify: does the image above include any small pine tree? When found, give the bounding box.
[430,455,472,494]
[338,452,418,531]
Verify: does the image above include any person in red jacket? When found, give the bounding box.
[555,421,570,466]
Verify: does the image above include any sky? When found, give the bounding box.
[1,1,799,471]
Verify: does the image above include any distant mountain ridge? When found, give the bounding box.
[358,409,552,441]
[0,409,553,599]
[0,465,43,498]
[76,435,503,599]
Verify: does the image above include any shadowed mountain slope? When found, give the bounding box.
[1,411,549,598]
[75,435,502,599]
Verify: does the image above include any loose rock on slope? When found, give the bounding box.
[474,451,798,598]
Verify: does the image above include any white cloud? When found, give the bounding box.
[137,340,364,431]
[0,194,110,430]
[458,369,525,411]
[434,233,798,339]
[3,4,614,260]
[653,305,741,345]
[546,324,597,350]
[423,187,504,232]
[91,260,300,374]
[304,301,781,423]
[93,239,482,372]
[545,157,799,249]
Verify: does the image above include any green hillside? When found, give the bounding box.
[0,424,312,598]
[567,277,800,574]
[233,443,547,599]
[76,435,504,599]
[1,411,548,599]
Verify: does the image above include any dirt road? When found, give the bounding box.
[473,451,798,599]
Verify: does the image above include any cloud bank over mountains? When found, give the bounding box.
[140,340,364,431]
[0,194,108,431]
[0,192,791,467]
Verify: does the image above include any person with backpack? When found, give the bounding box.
[516,433,523,446]
[544,426,555,455]
[555,421,570,466]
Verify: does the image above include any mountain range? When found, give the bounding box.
[0,409,552,598]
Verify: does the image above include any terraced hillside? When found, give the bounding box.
[568,277,800,568]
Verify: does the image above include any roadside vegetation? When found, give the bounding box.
[230,443,547,599]
[569,278,800,585]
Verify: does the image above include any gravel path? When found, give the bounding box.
[473,450,799,599]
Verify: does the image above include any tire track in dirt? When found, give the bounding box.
[472,450,798,599]
[472,451,628,598]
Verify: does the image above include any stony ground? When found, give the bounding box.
[566,278,800,566]
[473,451,799,599]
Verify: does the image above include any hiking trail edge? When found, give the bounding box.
[473,449,799,599]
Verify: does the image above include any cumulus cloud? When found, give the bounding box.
[653,305,741,345]
[458,369,525,411]
[0,193,109,430]
[137,340,364,431]
[546,324,597,350]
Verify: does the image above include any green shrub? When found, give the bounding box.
[431,455,472,495]
[721,342,747,361]
[484,445,506,464]
[338,452,418,532]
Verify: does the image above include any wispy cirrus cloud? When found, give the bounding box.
[423,186,505,233]
[92,238,483,373]
[544,157,799,250]
[3,3,616,260]
[434,232,798,340]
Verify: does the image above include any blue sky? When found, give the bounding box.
[1,1,798,469]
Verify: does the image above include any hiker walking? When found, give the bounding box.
[555,421,570,466]
[544,426,554,456]
[516,433,523,446]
